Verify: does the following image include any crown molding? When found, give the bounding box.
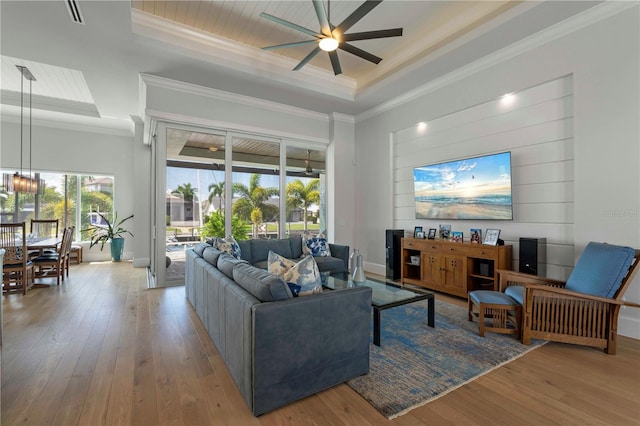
[356,1,638,123]
[0,105,134,137]
[357,1,538,92]
[1,90,100,118]
[330,112,355,124]
[131,10,356,101]
[140,73,330,123]
[144,109,329,145]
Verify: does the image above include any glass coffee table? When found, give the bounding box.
[322,272,435,346]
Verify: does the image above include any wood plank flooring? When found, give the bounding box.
[2,261,639,425]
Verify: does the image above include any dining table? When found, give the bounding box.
[27,236,62,251]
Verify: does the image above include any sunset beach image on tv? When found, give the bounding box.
[413,152,513,220]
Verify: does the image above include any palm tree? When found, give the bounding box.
[172,183,197,202]
[286,179,320,231]
[232,174,279,238]
[207,181,225,211]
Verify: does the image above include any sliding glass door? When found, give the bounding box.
[151,122,327,288]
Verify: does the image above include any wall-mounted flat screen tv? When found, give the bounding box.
[413,151,513,220]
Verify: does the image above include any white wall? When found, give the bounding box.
[354,6,640,337]
[142,76,358,253]
[328,113,356,247]
[393,76,574,280]
[0,117,136,262]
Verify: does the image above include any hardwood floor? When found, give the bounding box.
[2,261,639,425]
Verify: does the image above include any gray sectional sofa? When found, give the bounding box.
[185,241,372,416]
[236,235,349,273]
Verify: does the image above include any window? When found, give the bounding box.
[159,126,327,287]
[0,170,114,241]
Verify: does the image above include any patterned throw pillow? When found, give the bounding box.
[267,250,296,277]
[215,235,241,259]
[267,251,322,297]
[301,230,332,257]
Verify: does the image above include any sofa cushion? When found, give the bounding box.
[216,236,242,259]
[218,253,248,279]
[233,262,292,302]
[203,246,223,266]
[192,242,210,257]
[302,231,332,257]
[237,239,252,263]
[289,236,304,259]
[252,238,292,263]
[565,242,636,298]
[312,256,345,273]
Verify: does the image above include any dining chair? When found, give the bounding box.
[1,222,34,295]
[29,218,60,258]
[63,226,74,277]
[30,219,59,238]
[33,226,70,286]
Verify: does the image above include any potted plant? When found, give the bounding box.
[83,211,134,262]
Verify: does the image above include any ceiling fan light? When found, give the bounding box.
[319,37,339,52]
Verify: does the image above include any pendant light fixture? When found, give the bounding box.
[2,65,44,194]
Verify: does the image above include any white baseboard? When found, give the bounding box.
[133,257,150,268]
[364,262,386,278]
[619,313,640,340]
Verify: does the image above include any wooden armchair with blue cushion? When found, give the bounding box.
[497,242,640,355]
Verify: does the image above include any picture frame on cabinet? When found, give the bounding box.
[483,228,501,246]
[427,228,437,239]
[470,228,482,244]
[413,226,423,238]
[452,231,463,243]
[439,224,451,240]
[416,231,425,239]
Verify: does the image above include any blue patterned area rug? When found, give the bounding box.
[346,299,545,419]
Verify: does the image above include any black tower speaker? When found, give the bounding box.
[519,237,546,276]
[386,229,404,280]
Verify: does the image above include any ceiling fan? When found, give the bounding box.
[304,150,313,175]
[260,0,403,75]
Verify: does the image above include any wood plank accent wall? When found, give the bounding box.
[392,76,574,280]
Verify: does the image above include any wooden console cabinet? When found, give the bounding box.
[401,238,512,298]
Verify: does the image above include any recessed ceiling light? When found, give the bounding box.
[500,93,516,107]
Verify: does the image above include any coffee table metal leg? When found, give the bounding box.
[373,307,381,346]
[428,296,435,327]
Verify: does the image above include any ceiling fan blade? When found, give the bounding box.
[342,28,402,42]
[339,43,382,64]
[293,46,322,71]
[312,0,331,36]
[334,0,383,35]
[260,12,321,38]
[262,40,318,51]
[328,51,342,75]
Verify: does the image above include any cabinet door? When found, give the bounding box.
[422,253,441,287]
[443,255,466,296]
